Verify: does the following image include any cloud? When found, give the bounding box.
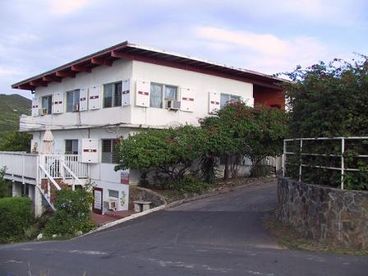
[0,66,24,77]
[195,26,331,73]
[48,0,91,15]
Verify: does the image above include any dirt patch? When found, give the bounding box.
[154,176,276,204]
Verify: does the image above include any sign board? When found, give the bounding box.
[121,170,129,185]
[93,187,103,214]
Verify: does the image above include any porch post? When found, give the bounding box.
[34,186,43,217]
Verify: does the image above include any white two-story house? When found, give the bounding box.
[1,41,285,216]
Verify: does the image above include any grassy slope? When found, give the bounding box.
[0,94,31,138]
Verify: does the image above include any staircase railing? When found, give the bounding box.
[37,154,88,210]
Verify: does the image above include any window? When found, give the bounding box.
[65,139,79,154]
[41,95,52,114]
[66,89,80,112]
[150,83,178,108]
[101,139,120,163]
[103,82,122,108]
[220,93,241,108]
[108,189,119,198]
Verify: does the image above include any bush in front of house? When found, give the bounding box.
[169,176,210,194]
[0,197,33,243]
[282,56,368,190]
[0,168,11,198]
[116,125,207,183]
[44,188,94,237]
[117,104,287,188]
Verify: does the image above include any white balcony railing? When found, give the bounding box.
[0,152,88,182]
[0,151,38,182]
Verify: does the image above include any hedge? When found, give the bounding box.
[0,197,33,243]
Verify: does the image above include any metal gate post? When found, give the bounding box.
[282,140,286,177]
[299,139,303,182]
[341,138,345,190]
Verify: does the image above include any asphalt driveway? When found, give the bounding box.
[1,180,367,276]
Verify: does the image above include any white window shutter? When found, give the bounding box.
[244,97,254,107]
[245,97,254,107]
[122,79,130,106]
[180,88,195,112]
[32,97,40,116]
[208,92,220,114]
[79,88,88,111]
[135,80,150,107]
[52,92,64,114]
[81,138,98,163]
[89,85,101,110]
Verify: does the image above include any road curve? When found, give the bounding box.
[1,180,367,276]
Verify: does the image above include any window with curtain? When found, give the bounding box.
[101,139,120,163]
[66,89,80,112]
[41,95,52,114]
[104,81,122,108]
[65,139,79,154]
[150,83,163,108]
[150,83,178,108]
[220,93,241,108]
[165,85,177,100]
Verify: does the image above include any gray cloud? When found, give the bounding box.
[0,0,366,98]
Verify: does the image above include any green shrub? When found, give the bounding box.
[0,168,11,198]
[283,57,368,190]
[44,188,94,237]
[169,176,209,194]
[0,197,33,243]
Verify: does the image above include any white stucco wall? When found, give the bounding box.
[22,58,256,212]
[30,127,133,211]
[22,59,132,131]
[22,58,253,131]
[130,60,253,126]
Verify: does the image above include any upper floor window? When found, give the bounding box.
[101,139,120,163]
[220,93,241,108]
[66,89,80,112]
[103,82,122,108]
[150,83,178,108]
[41,95,52,115]
[65,139,79,154]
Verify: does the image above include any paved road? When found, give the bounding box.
[1,181,367,276]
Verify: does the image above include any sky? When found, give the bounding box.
[0,0,367,99]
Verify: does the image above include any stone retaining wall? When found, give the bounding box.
[129,186,166,210]
[277,177,368,249]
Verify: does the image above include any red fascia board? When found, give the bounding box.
[12,41,129,89]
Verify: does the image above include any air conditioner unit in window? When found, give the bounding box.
[108,199,118,211]
[73,103,80,112]
[166,100,181,111]
[39,108,48,116]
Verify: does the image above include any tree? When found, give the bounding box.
[283,57,368,137]
[281,56,368,189]
[0,168,10,198]
[116,126,206,182]
[117,102,287,185]
[0,131,32,152]
[200,101,287,178]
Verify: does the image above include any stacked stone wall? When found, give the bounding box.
[277,177,368,249]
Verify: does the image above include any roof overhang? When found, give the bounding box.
[12,41,286,91]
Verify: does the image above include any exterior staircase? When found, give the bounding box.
[38,154,89,211]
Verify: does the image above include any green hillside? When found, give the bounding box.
[0,94,31,138]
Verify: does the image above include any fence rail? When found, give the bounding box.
[0,152,88,182]
[0,152,38,181]
[282,137,368,190]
